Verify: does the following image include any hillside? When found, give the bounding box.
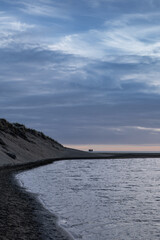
[0,119,67,167]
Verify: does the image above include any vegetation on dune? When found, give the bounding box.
[0,119,62,147]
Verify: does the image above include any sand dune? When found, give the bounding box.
[0,119,103,168]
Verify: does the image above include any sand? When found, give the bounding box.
[1,152,160,239]
[0,168,74,240]
[0,153,112,240]
[1,120,160,239]
[0,119,110,239]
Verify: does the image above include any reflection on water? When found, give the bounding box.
[17,158,160,240]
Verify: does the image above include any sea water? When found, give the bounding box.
[16,158,160,240]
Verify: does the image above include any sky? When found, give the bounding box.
[1,0,160,151]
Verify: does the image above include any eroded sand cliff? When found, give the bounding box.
[0,119,68,167]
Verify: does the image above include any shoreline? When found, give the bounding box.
[1,152,160,239]
[0,172,72,240]
[1,167,74,240]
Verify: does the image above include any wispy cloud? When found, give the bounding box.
[0,12,34,31]
[134,126,160,132]
[84,0,122,8]
[48,32,106,59]
[47,11,160,60]
[0,12,35,47]
[18,0,71,20]
[1,0,160,146]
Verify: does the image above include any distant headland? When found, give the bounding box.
[0,119,107,168]
[0,119,160,169]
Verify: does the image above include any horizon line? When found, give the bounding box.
[65,144,160,152]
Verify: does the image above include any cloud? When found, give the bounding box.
[0,12,35,48]
[0,12,34,32]
[48,31,106,59]
[134,126,160,132]
[45,10,160,60]
[2,1,160,59]
[1,0,160,146]
[17,0,71,20]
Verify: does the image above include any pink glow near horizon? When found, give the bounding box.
[66,144,160,152]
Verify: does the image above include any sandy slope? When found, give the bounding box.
[0,119,102,168]
[1,119,160,240]
[0,119,64,166]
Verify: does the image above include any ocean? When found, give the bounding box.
[17,158,160,240]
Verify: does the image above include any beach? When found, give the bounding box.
[1,152,160,239]
[0,166,74,240]
[0,152,111,240]
[0,148,111,240]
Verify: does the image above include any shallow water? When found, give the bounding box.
[17,158,160,240]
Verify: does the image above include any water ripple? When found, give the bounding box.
[17,158,160,240]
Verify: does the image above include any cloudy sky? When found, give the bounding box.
[1,0,160,151]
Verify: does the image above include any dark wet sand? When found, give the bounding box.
[1,153,160,240]
[0,168,73,240]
